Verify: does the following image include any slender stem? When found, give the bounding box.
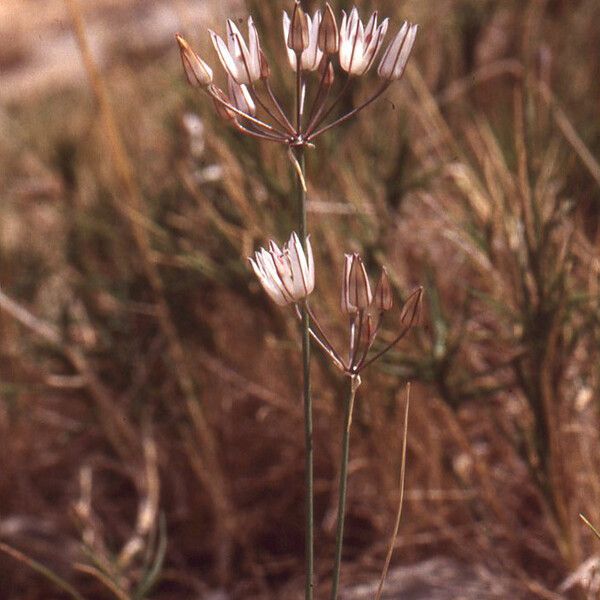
[265,79,296,133]
[233,121,289,143]
[330,375,359,600]
[354,311,383,372]
[293,305,345,371]
[305,57,331,126]
[357,323,411,371]
[208,86,287,138]
[250,85,295,136]
[309,325,345,371]
[296,54,303,133]
[296,147,313,600]
[305,76,351,138]
[306,304,346,369]
[307,82,391,141]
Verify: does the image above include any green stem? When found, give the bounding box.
[296,147,313,600]
[330,375,360,600]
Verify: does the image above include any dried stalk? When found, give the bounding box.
[375,383,410,600]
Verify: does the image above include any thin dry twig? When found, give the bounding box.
[580,514,600,541]
[374,383,410,600]
[0,542,87,600]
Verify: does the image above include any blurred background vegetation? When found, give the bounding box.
[1,0,599,598]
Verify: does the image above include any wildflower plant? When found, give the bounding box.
[177,3,419,598]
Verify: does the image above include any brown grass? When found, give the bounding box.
[1,0,599,598]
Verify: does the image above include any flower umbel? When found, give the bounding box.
[249,232,315,306]
[307,253,422,375]
[175,2,418,146]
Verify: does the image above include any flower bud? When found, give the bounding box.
[288,1,309,53]
[378,22,418,81]
[399,286,423,326]
[176,34,213,87]
[318,3,339,54]
[373,267,393,311]
[341,253,372,314]
[318,56,335,86]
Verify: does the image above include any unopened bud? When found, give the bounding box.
[176,34,213,87]
[374,267,393,311]
[318,3,339,54]
[318,56,335,86]
[399,286,423,327]
[377,22,418,81]
[342,253,372,314]
[288,1,309,53]
[259,50,271,79]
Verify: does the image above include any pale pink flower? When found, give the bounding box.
[210,17,261,85]
[378,22,418,81]
[250,233,315,305]
[283,9,324,71]
[339,8,388,76]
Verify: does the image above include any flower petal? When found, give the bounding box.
[247,16,262,80]
[282,11,298,69]
[288,232,310,298]
[210,30,241,82]
[393,23,418,79]
[249,256,288,305]
[378,21,410,80]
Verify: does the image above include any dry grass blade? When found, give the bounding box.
[0,542,87,600]
[579,514,600,541]
[538,80,600,190]
[74,562,130,600]
[374,383,410,600]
